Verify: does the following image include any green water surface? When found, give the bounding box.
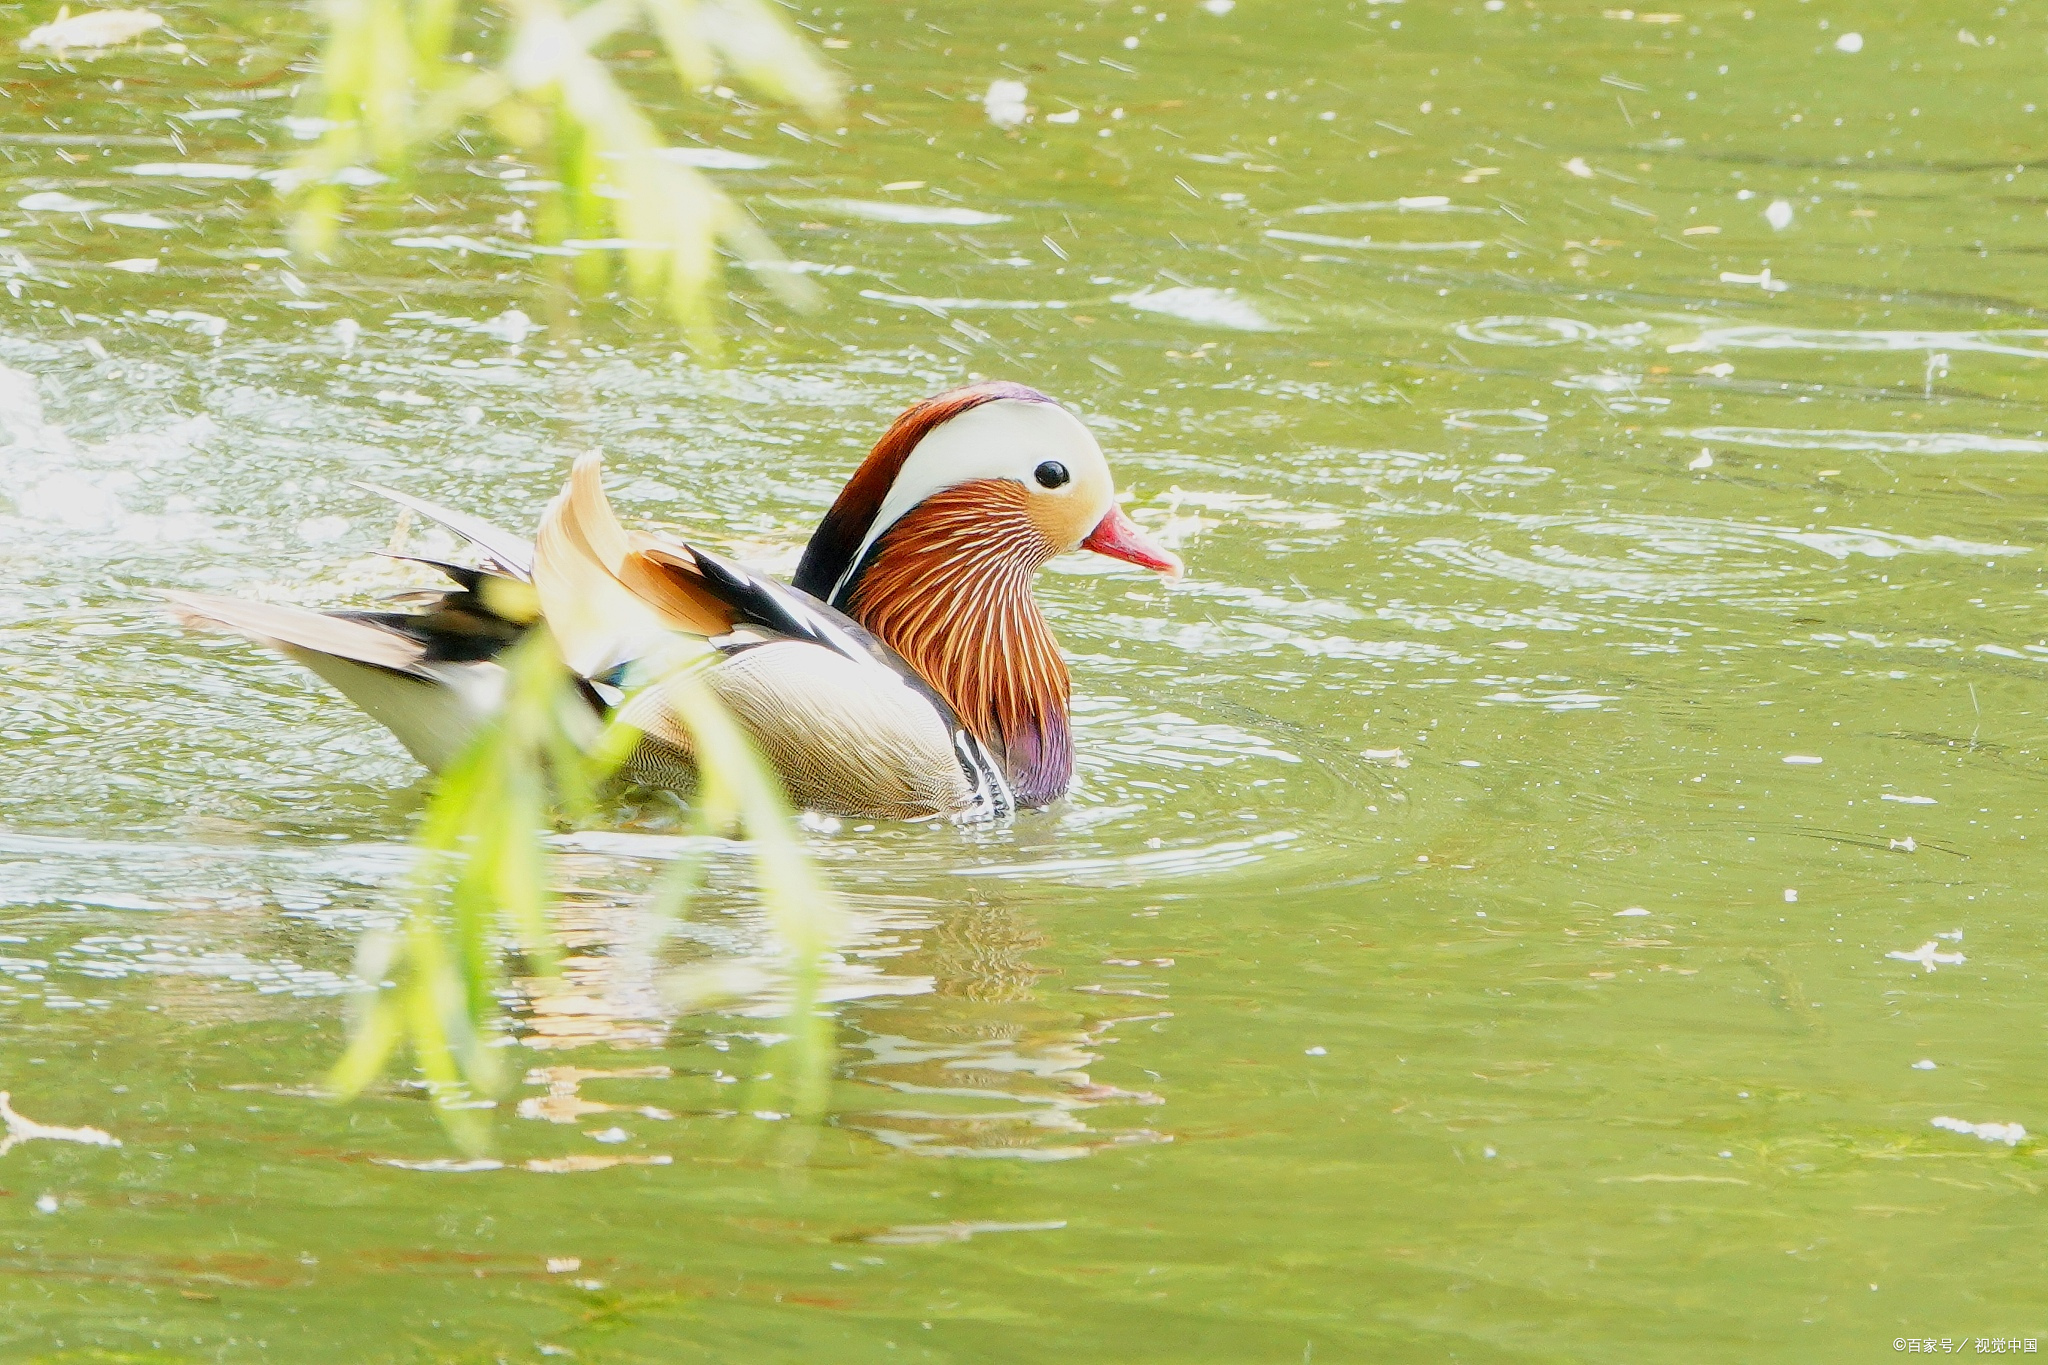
[1,2,2045,1360]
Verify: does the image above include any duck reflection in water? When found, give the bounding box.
[493,865,1168,1162]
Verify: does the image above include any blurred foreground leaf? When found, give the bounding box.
[291,0,840,349]
[331,630,844,1155]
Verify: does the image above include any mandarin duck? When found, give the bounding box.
[168,382,1182,822]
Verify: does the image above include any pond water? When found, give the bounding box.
[2,1,2045,1359]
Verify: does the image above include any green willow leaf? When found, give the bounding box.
[289,0,838,340]
[294,0,847,1157]
[322,621,840,1152]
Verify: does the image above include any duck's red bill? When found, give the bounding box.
[1082,505,1184,581]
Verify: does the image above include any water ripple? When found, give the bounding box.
[1454,316,1652,347]
[1413,513,2025,604]
[1687,426,2048,456]
[1668,326,2048,359]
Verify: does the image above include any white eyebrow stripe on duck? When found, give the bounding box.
[826,398,1109,606]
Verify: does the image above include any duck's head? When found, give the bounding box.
[793,381,1180,607]
[792,382,1181,804]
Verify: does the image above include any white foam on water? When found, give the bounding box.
[984,79,1030,129]
[16,470,125,530]
[1930,1116,2026,1146]
[795,198,1011,226]
[99,212,175,229]
[1115,285,1279,331]
[859,290,1066,314]
[483,309,537,343]
[654,147,772,170]
[119,162,265,180]
[297,515,350,544]
[1294,196,1477,214]
[21,8,163,51]
[144,308,228,338]
[0,362,52,436]
[1266,228,1487,252]
[1887,941,1966,971]
[374,1158,507,1173]
[19,192,111,214]
[0,1093,120,1156]
[1483,690,1616,711]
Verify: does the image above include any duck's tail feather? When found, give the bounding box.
[534,453,869,659]
[164,590,504,771]
[341,561,542,666]
[165,591,432,676]
[533,453,732,676]
[353,481,537,582]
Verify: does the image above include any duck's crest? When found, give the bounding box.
[792,380,1055,605]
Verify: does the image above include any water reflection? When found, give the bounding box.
[504,864,1176,1159]
[0,825,1182,1160]
[838,895,1168,1160]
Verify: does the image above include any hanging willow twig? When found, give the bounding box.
[329,630,845,1154]
[294,1,849,1151]
[289,0,839,349]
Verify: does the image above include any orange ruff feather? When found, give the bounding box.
[845,479,1074,804]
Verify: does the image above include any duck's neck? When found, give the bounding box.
[842,481,1073,805]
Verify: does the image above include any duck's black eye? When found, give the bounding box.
[1033,460,1071,490]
